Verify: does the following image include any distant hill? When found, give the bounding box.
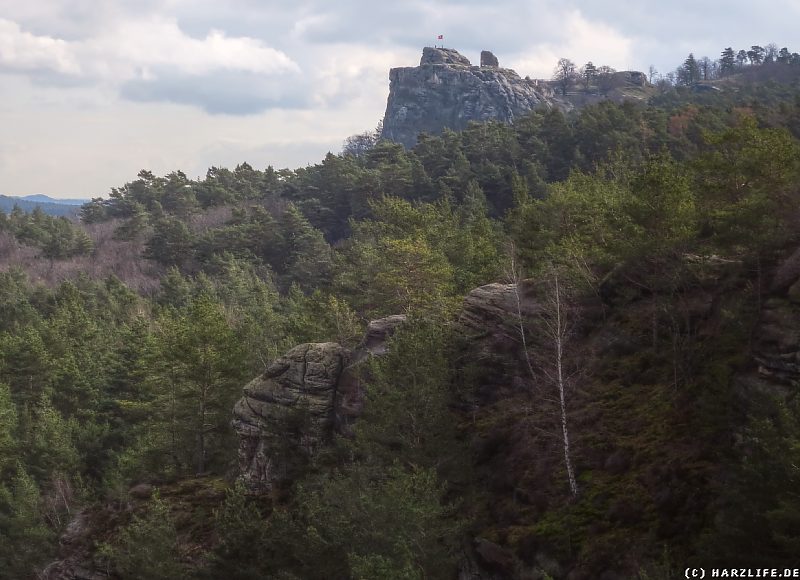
[21,194,89,206]
[0,194,85,217]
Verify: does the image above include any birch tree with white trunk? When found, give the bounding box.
[506,246,579,496]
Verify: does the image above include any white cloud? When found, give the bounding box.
[309,45,415,108]
[0,16,299,83]
[0,15,302,115]
[0,19,81,75]
[90,17,300,79]
[509,9,634,77]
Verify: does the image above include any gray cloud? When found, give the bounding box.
[120,68,311,115]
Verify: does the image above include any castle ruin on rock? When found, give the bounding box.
[381,47,562,148]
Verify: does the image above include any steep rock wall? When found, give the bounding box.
[381,47,562,148]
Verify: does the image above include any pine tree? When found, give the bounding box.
[144,294,246,475]
[720,47,736,76]
[679,53,701,85]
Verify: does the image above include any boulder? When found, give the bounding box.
[420,46,472,66]
[232,342,347,491]
[480,50,499,67]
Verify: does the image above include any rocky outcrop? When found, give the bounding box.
[457,281,542,409]
[232,342,348,491]
[421,46,471,66]
[382,47,562,148]
[459,281,538,338]
[232,282,545,493]
[736,250,800,395]
[232,316,405,492]
[480,51,499,68]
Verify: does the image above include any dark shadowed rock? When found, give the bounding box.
[232,342,347,492]
[474,538,516,574]
[456,281,542,409]
[382,47,563,148]
[335,315,406,435]
[352,314,407,363]
[459,281,539,340]
[480,50,499,67]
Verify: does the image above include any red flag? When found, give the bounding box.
[437,35,443,40]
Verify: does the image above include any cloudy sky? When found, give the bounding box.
[1,0,797,198]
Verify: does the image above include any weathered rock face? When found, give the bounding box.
[480,50,499,68]
[421,46,471,66]
[232,316,405,492]
[335,315,408,435]
[457,281,542,406]
[382,47,562,148]
[232,342,347,491]
[615,70,648,87]
[735,248,800,395]
[459,281,538,339]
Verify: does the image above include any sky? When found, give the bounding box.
[1,0,797,198]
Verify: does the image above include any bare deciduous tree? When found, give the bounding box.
[553,58,577,96]
[505,243,536,381]
[506,245,579,497]
[537,267,579,496]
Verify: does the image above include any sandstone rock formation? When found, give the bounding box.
[457,281,543,407]
[232,315,405,491]
[480,50,499,68]
[421,46,471,66]
[232,342,348,491]
[736,248,800,394]
[232,282,545,492]
[382,47,561,148]
[459,281,538,339]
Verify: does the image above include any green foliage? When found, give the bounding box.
[353,320,461,471]
[337,196,500,317]
[0,383,17,476]
[21,396,80,483]
[0,464,56,579]
[141,293,247,476]
[276,204,333,289]
[99,493,186,580]
[0,206,93,258]
[145,215,194,266]
[204,482,272,579]
[694,115,800,253]
[281,285,363,348]
[0,269,40,333]
[510,168,634,273]
[303,463,457,579]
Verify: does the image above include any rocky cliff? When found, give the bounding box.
[381,47,562,148]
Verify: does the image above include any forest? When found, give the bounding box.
[1,51,800,579]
